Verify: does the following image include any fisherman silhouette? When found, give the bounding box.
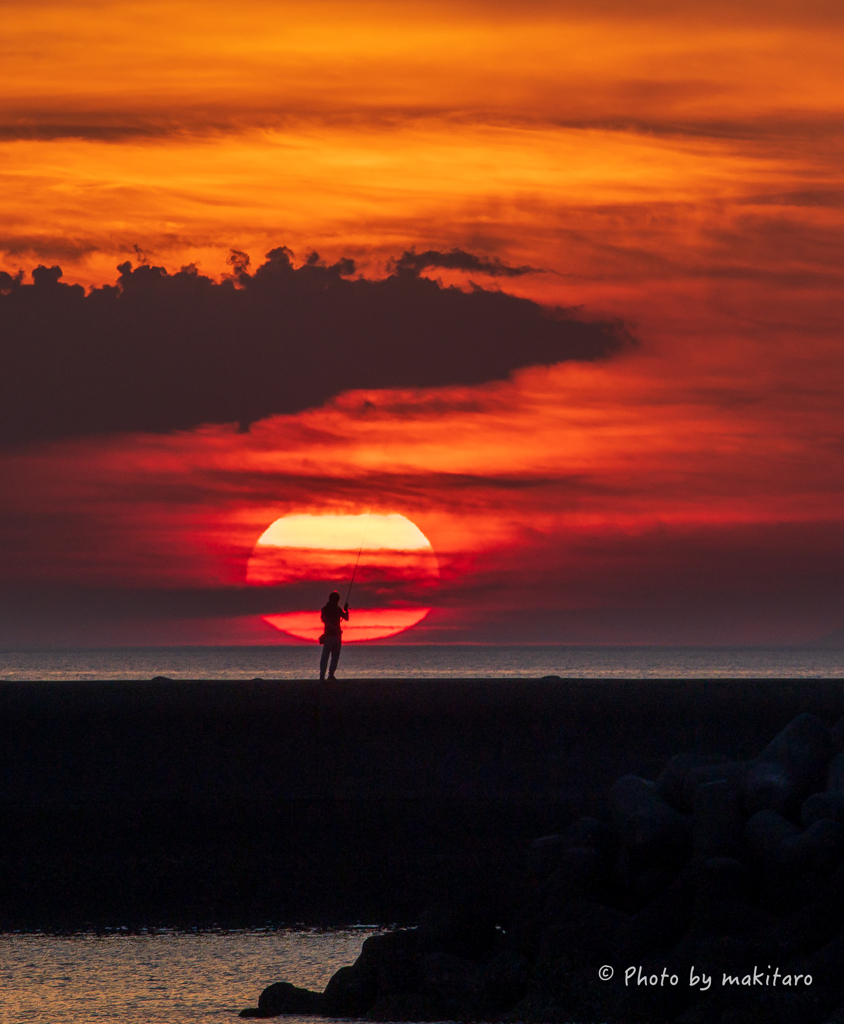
[319,591,349,680]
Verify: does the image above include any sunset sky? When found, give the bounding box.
[1,0,843,646]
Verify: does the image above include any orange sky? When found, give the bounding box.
[1,0,843,645]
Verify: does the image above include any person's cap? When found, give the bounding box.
[329,591,341,601]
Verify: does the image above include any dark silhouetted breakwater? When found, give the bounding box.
[1,677,844,931]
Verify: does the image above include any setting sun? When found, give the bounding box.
[247,512,438,641]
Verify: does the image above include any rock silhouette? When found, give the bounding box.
[241,712,844,1022]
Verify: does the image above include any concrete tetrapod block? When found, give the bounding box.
[743,712,831,818]
[609,774,691,873]
[656,752,729,813]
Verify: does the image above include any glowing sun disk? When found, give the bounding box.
[255,513,432,551]
[248,512,438,642]
[264,607,430,642]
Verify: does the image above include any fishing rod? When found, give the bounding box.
[345,511,372,605]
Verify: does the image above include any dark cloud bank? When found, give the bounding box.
[0,247,632,445]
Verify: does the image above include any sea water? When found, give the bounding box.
[1,644,843,680]
[0,929,380,1024]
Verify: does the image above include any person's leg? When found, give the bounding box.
[319,643,330,680]
[328,639,341,678]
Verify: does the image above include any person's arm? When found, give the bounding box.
[342,603,349,620]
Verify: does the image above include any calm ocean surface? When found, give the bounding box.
[0,929,380,1024]
[0,644,843,680]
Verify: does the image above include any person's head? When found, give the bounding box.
[328,591,341,604]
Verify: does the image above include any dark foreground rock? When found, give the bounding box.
[240,981,324,1017]
[243,711,844,1023]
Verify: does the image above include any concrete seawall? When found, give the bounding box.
[1,677,842,929]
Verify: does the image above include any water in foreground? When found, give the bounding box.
[0,929,379,1024]
[2,643,843,680]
